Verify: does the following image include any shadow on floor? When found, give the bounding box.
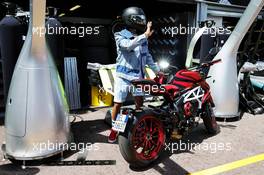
[71,119,111,144]
[215,110,245,123]
[217,123,237,129]
[0,112,221,175]
[130,152,190,175]
[0,164,39,175]
[0,118,4,126]
[0,118,111,174]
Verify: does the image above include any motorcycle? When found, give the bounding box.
[238,53,264,115]
[113,59,221,168]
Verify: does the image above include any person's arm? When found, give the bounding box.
[146,52,160,74]
[144,21,159,73]
[115,21,154,52]
[115,34,147,52]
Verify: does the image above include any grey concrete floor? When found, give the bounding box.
[0,107,264,175]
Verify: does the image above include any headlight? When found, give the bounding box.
[159,60,170,69]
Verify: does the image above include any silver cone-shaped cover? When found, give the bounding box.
[4,0,70,160]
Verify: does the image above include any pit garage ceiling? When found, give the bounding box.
[0,0,250,18]
[1,0,194,18]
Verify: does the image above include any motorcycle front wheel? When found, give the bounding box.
[118,109,165,168]
[202,103,219,135]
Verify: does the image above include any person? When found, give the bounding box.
[108,7,160,143]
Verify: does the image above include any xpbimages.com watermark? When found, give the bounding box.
[165,140,232,154]
[32,140,100,153]
[32,24,100,37]
[98,84,166,96]
[162,24,232,37]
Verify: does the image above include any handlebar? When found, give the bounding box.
[202,59,222,67]
[189,59,222,71]
[155,59,221,83]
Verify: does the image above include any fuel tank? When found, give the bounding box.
[171,70,202,89]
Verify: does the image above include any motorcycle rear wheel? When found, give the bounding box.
[118,109,165,168]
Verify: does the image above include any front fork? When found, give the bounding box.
[202,91,215,108]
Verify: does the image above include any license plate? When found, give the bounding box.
[113,114,129,132]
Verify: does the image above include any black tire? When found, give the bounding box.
[118,109,165,168]
[202,103,219,134]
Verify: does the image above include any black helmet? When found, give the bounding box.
[122,7,147,32]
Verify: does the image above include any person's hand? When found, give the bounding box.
[144,21,154,38]
[154,71,165,84]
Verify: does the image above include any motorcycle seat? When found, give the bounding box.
[131,79,159,86]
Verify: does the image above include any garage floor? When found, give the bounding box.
[0,107,264,175]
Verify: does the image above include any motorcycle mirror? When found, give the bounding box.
[209,47,221,56]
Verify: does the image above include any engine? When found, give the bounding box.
[184,101,199,118]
